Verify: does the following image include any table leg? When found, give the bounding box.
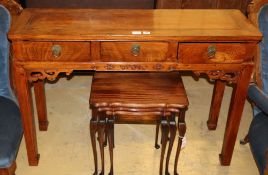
[34,80,48,131]
[207,80,225,130]
[98,117,106,175]
[90,108,98,175]
[14,66,39,166]
[220,65,253,165]
[107,117,114,175]
[174,109,186,175]
[165,115,176,175]
[155,121,160,149]
[159,118,168,175]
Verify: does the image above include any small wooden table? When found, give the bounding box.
[90,72,189,175]
[8,9,262,166]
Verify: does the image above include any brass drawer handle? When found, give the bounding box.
[51,45,62,58]
[131,44,140,56]
[207,45,216,58]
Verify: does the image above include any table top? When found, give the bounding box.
[9,9,262,42]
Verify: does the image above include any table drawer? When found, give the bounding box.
[100,42,177,62]
[179,43,255,64]
[13,42,91,62]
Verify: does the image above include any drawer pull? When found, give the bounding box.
[131,44,140,56]
[207,45,216,58]
[51,45,62,58]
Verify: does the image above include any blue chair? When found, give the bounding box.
[244,2,268,175]
[0,5,23,175]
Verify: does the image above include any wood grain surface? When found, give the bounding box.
[179,43,256,64]
[8,9,262,41]
[90,72,188,107]
[100,42,177,62]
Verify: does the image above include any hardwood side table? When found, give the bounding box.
[8,9,262,166]
[89,72,188,175]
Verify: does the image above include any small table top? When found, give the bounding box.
[90,72,188,108]
[9,9,262,42]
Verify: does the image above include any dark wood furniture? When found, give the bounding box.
[8,9,262,167]
[90,72,188,175]
[0,0,22,16]
[19,0,251,15]
[22,0,155,8]
[156,0,251,14]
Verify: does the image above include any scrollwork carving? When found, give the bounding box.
[120,64,146,71]
[0,0,23,16]
[154,63,163,71]
[105,64,114,70]
[27,69,73,82]
[193,70,240,84]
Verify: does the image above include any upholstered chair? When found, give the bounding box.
[244,1,268,175]
[0,4,23,175]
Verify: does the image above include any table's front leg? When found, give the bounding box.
[220,65,253,165]
[207,80,226,130]
[33,80,48,131]
[14,65,39,166]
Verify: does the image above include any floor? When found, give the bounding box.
[16,73,259,175]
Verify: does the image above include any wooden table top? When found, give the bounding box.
[9,9,262,42]
[90,72,188,107]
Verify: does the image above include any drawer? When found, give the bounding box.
[12,42,91,62]
[179,43,255,64]
[100,42,177,62]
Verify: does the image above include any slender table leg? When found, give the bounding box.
[220,65,253,165]
[174,109,186,175]
[34,80,48,131]
[107,117,114,175]
[98,117,106,175]
[90,108,98,175]
[159,118,169,175]
[165,115,176,175]
[14,66,39,166]
[155,121,160,149]
[207,80,226,130]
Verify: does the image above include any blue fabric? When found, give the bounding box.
[248,112,268,175]
[253,4,268,117]
[259,4,268,96]
[0,5,23,168]
[248,84,268,115]
[247,4,268,175]
[0,5,16,102]
[0,96,23,168]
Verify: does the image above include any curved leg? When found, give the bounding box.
[112,120,115,148]
[159,118,169,175]
[174,109,186,175]
[98,116,106,175]
[104,126,108,147]
[90,108,98,175]
[155,121,160,149]
[165,115,176,175]
[107,116,115,175]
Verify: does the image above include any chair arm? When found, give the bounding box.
[248,84,268,115]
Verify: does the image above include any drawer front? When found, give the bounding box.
[179,43,255,64]
[13,42,91,62]
[100,42,177,62]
